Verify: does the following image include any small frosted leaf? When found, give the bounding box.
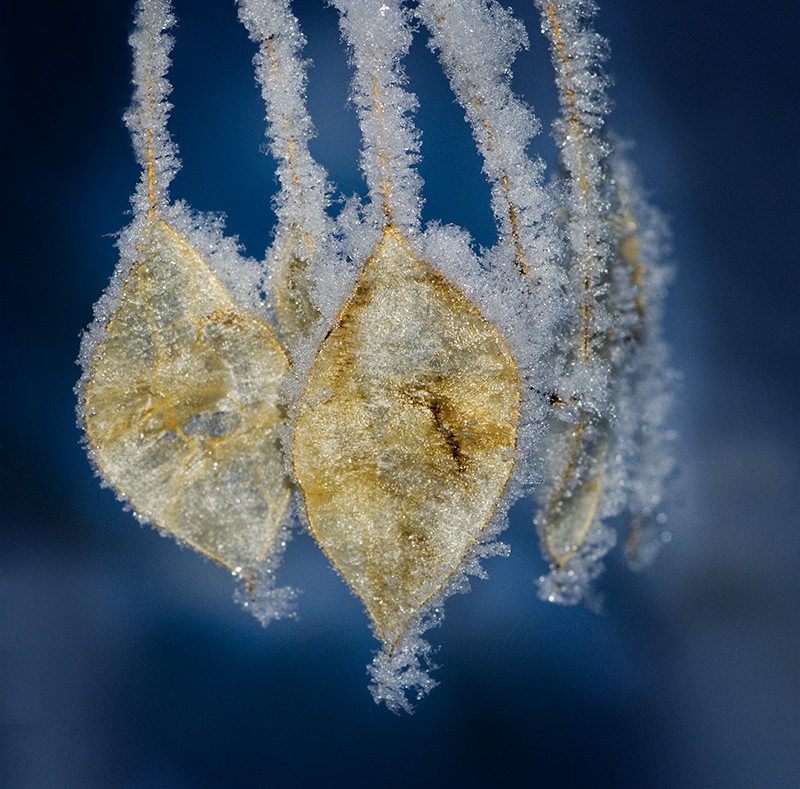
[293,227,519,646]
[82,219,291,575]
[539,418,609,567]
[273,224,321,342]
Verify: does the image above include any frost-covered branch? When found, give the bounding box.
[238,0,337,346]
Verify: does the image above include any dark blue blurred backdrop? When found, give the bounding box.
[2,1,799,787]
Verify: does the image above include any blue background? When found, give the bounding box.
[2,1,799,786]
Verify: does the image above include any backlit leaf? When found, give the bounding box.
[538,416,610,567]
[293,227,520,645]
[82,219,291,576]
[273,223,321,343]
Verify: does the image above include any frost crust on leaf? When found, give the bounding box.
[293,227,520,647]
[80,219,291,576]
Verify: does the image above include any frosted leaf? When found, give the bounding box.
[81,219,291,576]
[531,0,618,602]
[606,151,677,569]
[272,223,322,341]
[537,416,609,566]
[293,227,519,646]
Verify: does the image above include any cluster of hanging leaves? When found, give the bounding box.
[77,0,674,712]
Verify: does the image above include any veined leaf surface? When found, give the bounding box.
[273,223,321,343]
[539,417,610,567]
[293,227,520,645]
[82,219,291,575]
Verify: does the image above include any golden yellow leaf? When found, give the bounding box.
[82,219,291,575]
[539,417,609,567]
[293,226,520,646]
[273,223,321,342]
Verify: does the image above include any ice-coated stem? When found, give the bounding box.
[238,0,336,344]
[418,0,556,279]
[237,0,331,241]
[331,0,422,232]
[536,0,612,365]
[531,0,618,588]
[124,0,180,219]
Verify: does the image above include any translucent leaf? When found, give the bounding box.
[273,223,321,342]
[82,219,291,576]
[538,416,610,567]
[292,227,519,646]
